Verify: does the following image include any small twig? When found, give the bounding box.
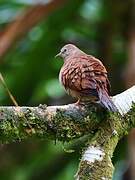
[0,73,19,106]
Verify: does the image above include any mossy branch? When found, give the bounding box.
[0,86,135,179]
[0,104,104,143]
[76,85,135,180]
[76,110,135,179]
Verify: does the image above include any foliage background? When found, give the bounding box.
[0,0,134,179]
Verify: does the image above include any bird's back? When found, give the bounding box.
[60,54,106,91]
[59,53,117,111]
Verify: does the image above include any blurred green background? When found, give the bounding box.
[0,0,134,179]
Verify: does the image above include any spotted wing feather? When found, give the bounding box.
[60,55,117,111]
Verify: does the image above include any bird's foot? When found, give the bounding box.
[74,100,86,107]
[75,99,81,106]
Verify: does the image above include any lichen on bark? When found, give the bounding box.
[0,88,135,179]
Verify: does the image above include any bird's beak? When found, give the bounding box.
[55,52,61,58]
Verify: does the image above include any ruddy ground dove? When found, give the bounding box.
[56,44,117,112]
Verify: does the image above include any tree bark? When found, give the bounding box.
[0,104,103,143]
[1,86,135,179]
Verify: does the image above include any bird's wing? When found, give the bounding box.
[87,55,111,94]
[61,55,110,97]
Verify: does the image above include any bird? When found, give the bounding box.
[56,44,117,112]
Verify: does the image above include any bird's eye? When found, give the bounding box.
[63,48,67,53]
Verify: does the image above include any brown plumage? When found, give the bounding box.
[56,44,117,112]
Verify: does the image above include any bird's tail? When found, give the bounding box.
[98,89,117,112]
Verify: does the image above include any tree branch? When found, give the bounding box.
[1,86,135,179]
[0,0,66,60]
[76,86,135,180]
[0,104,103,143]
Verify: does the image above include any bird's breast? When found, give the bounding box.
[59,68,63,85]
[59,61,73,87]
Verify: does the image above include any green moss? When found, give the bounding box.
[76,111,126,180]
[51,106,105,142]
[0,118,20,143]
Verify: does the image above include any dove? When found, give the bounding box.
[56,44,117,112]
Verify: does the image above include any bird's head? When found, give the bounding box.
[55,44,83,60]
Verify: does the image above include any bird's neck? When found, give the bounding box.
[64,51,86,62]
